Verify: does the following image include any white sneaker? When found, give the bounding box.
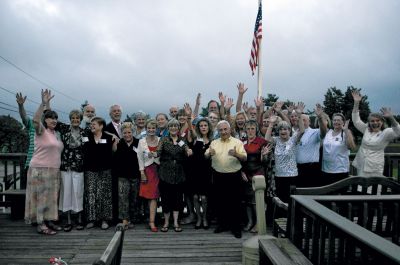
[86,222,94,229]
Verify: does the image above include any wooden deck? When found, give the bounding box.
[0,213,259,265]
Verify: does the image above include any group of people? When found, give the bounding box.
[18,84,400,239]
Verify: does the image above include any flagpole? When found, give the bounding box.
[257,0,263,99]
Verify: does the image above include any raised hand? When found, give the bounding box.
[295,102,305,114]
[242,102,249,113]
[255,97,263,108]
[196,93,201,106]
[351,90,362,103]
[315,103,324,117]
[261,143,272,156]
[274,101,284,112]
[380,107,393,119]
[344,120,350,130]
[268,115,278,124]
[237,82,248,94]
[287,103,295,114]
[183,103,192,116]
[225,98,234,110]
[16,92,27,105]
[41,89,54,104]
[218,92,226,104]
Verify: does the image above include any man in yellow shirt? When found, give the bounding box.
[205,120,247,238]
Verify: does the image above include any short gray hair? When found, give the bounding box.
[167,118,180,128]
[277,121,291,131]
[216,120,230,129]
[133,111,147,121]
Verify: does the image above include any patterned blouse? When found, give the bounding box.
[273,136,298,177]
[57,124,85,172]
[157,136,187,184]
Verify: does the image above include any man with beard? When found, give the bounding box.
[82,104,96,133]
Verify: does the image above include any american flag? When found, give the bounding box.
[249,2,262,75]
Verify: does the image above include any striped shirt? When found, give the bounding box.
[296,127,321,164]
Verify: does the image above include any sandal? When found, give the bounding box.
[174,226,183,232]
[63,224,73,232]
[149,222,158,232]
[160,225,169,232]
[76,223,84,230]
[37,227,57,235]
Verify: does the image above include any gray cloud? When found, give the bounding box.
[1,0,399,122]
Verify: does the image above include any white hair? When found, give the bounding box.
[216,120,230,129]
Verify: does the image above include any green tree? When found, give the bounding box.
[263,93,279,108]
[0,115,28,153]
[323,87,345,118]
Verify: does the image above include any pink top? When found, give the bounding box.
[30,126,64,169]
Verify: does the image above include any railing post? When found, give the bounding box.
[252,175,267,235]
[242,175,274,265]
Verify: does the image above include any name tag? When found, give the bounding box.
[82,137,89,143]
[99,139,107,144]
[178,140,185,147]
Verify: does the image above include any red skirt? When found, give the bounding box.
[139,163,160,199]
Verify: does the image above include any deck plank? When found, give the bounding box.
[0,214,265,265]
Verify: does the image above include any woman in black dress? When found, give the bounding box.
[187,118,213,229]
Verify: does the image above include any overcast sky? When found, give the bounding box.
[1,0,399,122]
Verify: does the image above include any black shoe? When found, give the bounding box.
[233,230,242,239]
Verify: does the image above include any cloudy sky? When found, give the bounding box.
[1,0,399,122]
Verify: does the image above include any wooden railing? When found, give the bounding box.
[92,224,125,265]
[0,153,27,192]
[349,153,400,181]
[289,195,400,265]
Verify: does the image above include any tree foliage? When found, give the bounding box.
[263,94,279,107]
[0,115,28,153]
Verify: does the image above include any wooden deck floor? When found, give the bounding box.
[0,213,263,265]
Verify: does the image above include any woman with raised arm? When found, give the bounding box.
[265,103,305,203]
[138,119,160,232]
[321,113,356,185]
[351,90,400,177]
[25,89,64,235]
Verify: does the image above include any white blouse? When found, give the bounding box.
[137,137,160,171]
[322,129,350,173]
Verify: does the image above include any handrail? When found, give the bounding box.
[290,195,400,264]
[0,153,27,191]
[92,224,125,265]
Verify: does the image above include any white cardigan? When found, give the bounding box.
[137,137,160,171]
